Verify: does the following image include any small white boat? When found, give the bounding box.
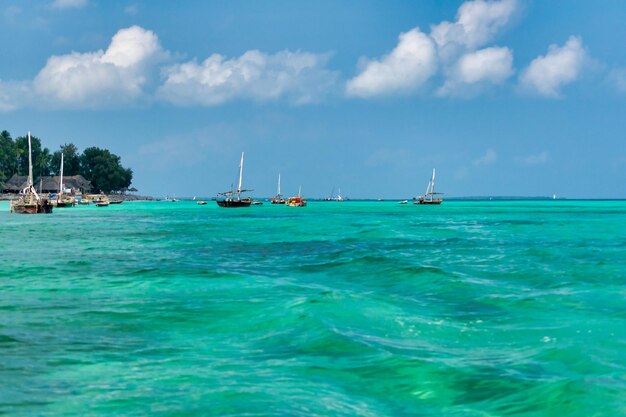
[399,200,408,204]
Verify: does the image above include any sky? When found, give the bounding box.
[1,0,626,199]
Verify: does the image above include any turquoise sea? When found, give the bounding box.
[0,200,624,416]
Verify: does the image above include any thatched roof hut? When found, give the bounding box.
[1,174,92,194]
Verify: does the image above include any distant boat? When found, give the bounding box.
[334,188,346,202]
[197,201,207,205]
[165,195,178,202]
[287,186,307,207]
[10,131,53,214]
[217,152,253,208]
[93,194,110,207]
[414,168,443,205]
[251,200,263,205]
[53,153,76,208]
[399,200,408,204]
[271,173,285,204]
[109,200,123,204]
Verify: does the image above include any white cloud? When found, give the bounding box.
[431,0,518,50]
[516,151,549,165]
[473,149,497,166]
[52,0,87,9]
[346,28,437,97]
[157,50,337,106]
[33,25,165,106]
[346,0,519,98]
[0,81,31,112]
[519,36,586,97]
[3,5,21,23]
[439,46,513,96]
[124,4,139,16]
[609,68,626,94]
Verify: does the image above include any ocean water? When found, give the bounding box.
[0,200,624,416]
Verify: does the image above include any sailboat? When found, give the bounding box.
[216,152,253,207]
[324,186,346,201]
[10,131,53,214]
[414,168,443,205]
[271,173,285,204]
[54,153,75,207]
[334,188,346,202]
[287,185,307,207]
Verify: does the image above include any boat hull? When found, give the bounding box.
[11,202,53,214]
[414,199,443,205]
[217,200,251,208]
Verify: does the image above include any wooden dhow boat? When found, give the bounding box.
[53,153,76,208]
[217,152,253,208]
[414,168,443,205]
[271,173,285,204]
[10,131,53,214]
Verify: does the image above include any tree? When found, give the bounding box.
[51,143,81,176]
[80,147,133,194]
[0,130,17,184]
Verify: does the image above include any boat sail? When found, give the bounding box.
[414,168,443,205]
[271,173,285,204]
[10,131,53,214]
[216,152,253,207]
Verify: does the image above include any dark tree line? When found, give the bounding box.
[0,130,133,194]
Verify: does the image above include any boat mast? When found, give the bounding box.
[430,168,436,201]
[298,185,302,198]
[27,131,33,188]
[277,173,281,196]
[59,152,64,195]
[237,152,244,199]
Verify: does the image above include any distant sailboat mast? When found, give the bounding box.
[26,131,40,200]
[237,152,244,200]
[429,168,436,201]
[27,131,33,188]
[59,152,64,195]
[277,173,281,197]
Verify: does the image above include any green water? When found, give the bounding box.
[1,200,624,416]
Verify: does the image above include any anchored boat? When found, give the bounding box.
[53,153,76,207]
[10,131,53,214]
[414,168,443,205]
[217,152,253,208]
[287,186,307,207]
[271,173,285,204]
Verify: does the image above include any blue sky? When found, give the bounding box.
[1,0,626,198]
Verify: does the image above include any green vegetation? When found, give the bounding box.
[0,130,132,193]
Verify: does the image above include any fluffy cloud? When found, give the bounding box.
[51,0,88,9]
[346,28,437,97]
[33,25,165,106]
[347,0,519,98]
[473,149,497,166]
[609,69,626,93]
[157,50,338,106]
[439,46,513,96]
[431,0,518,50]
[516,151,549,165]
[519,36,586,97]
